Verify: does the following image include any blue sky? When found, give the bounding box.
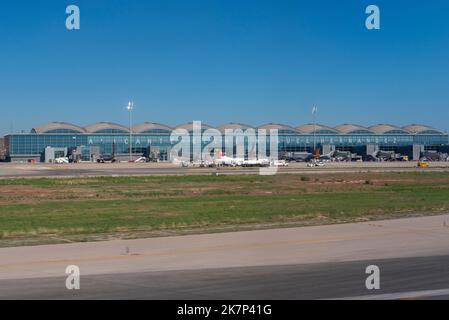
[1,0,448,134]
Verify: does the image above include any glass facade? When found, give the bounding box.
[5,133,171,159]
[4,122,448,161]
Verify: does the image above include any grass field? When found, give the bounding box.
[1,172,449,245]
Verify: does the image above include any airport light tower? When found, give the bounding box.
[312,105,318,155]
[127,101,134,162]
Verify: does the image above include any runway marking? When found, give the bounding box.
[333,288,449,300]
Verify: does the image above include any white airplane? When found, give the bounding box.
[241,158,270,167]
[214,155,244,167]
[214,156,233,166]
[242,159,258,167]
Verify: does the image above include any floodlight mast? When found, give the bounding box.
[312,105,318,156]
[127,101,134,162]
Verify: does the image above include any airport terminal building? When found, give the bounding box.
[3,122,449,162]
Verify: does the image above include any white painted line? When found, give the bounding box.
[332,288,449,300]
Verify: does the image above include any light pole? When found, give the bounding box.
[72,136,77,162]
[312,105,318,155]
[127,101,134,162]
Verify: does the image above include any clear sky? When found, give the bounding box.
[1,0,448,135]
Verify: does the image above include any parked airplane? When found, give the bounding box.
[241,158,270,167]
[214,155,244,167]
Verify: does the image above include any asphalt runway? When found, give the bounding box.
[1,214,449,300]
[1,162,449,178]
[1,255,449,300]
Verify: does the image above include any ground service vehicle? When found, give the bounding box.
[418,161,429,168]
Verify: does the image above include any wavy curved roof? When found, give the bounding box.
[402,124,444,134]
[296,123,339,134]
[257,123,299,133]
[132,122,173,133]
[369,124,410,134]
[28,122,446,136]
[335,124,374,134]
[174,122,215,132]
[217,123,255,133]
[84,122,130,133]
[31,122,86,134]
